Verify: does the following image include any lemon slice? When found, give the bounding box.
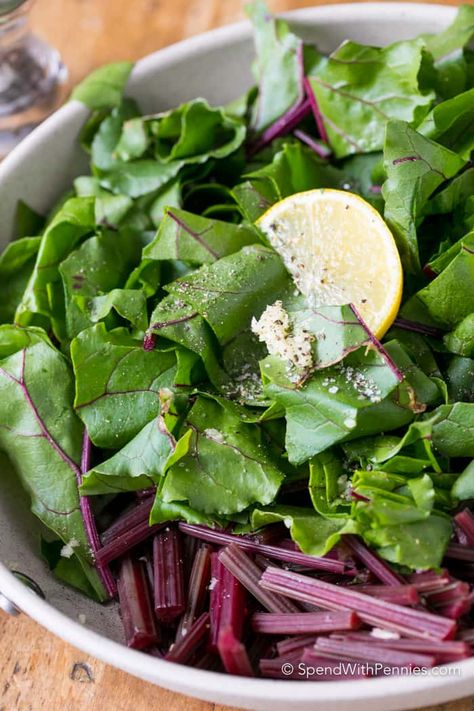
[257,189,403,338]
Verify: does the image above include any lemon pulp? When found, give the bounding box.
[257,189,403,338]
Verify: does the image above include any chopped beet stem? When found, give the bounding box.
[343,535,405,586]
[165,612,210,664]
[445,543,474,562]
[176,542,212,640]
[351,584,419,606]
[337,632,471,663]
[209,553,224,652]
[454,509,474,547]
[218,544,299,613]
[293,129,331,158]
[153,527,186,624]
[276,634,318,657]
[259,567,457,640]
[79,430,116,598]
[217,628,254,677]
[100,496,155,546]
[314,637,437,669]
[96,519,166,566]
[251,611,360,635]
[117,557,159,650]
[179,523,348,574]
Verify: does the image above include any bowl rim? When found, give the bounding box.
[1,2,473,707]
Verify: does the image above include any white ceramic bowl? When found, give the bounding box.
[0,4,471,710]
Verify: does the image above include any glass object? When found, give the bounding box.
[0,0,67,158]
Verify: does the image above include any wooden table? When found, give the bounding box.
[2,0,467,709]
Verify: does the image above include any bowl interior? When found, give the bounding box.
[2,5,472,710]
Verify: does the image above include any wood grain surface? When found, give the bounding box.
[2,1,468,710]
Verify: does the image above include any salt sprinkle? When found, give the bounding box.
[251,300,314,372]
[60,538,80,559]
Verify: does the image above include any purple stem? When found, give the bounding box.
[248,98,312,156]
[303,76,329,143]
[260,567,457,640]
[251,610,360,635]
[344,535,405,586]
[100,496,155,546]
[179,523,349,574]
[117,557,159,650]
[218,544,299,614]
[217,629,255,677]
[79,430,116,598]
[335,632,470,663]
[407,569,452,593]
[165,612,210,664]
[313,637,436,669]
[393,318,444,339]
[259,651,306,680]
[349,584,419,606]
[445,543,474,562]
[153,527,186,624]
[276,634,318,657]
[215,566,253,676]
[293,129,331,159]
[143,332,156,351]
[96,519,166,567]
[350,305,404,382]
[209,553,225,652]
[455,509,474,547]
[176,542,211,640]
[300,649,370,679]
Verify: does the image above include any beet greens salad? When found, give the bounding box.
[1,1,474,680]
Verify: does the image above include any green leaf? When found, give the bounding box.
[41,538,102,600]
[363,514,452,570]
[101,160,183,199]
[59,228,143,339]
[446,356,474,403]
[423,5,474,62]
[309,449,351,517]
[452,460,474,500]
[150,99,246,163]
[382,121,465,273]
[431,402,474,457]
[263,345,403,465]
[71,324,176,448]
[15,197,96,328]
[416,232,474,328]
[15,200,45,239]
[233,142,343,222]
[444,314,474,357]
[91,100,139,172]
[0,237,41,324]
[150,493,218,527]
[149,294,226,388]
[160,395,284,515]
[246,0,303,131]
[251,506,356,556]
[418,88,474,160]
[81,414,192,495]
[80,288,148,332]
[307,39,434,158]
[425,169,474,224]
[143,208,260,265]
[71,61,134,110]
[0,331,106,599]
[165,245,291,344]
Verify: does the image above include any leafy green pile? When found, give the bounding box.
[0,2,473,600]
